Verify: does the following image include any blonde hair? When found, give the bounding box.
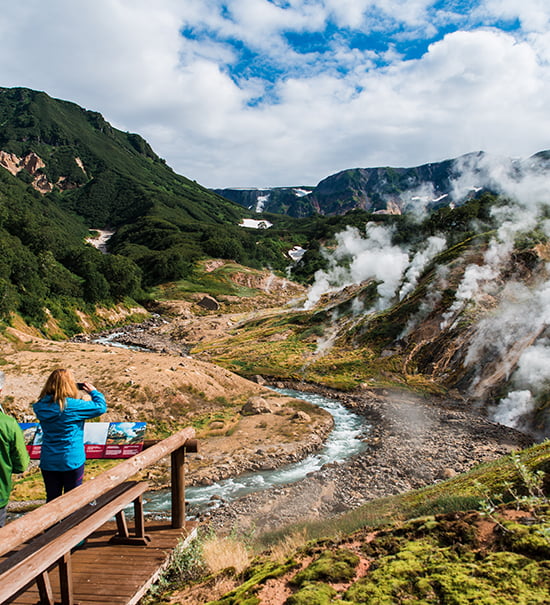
[39,369,78,411]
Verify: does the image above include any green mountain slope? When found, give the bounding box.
[0,165,143,333]
[0,87,269,289]
[0,87,244,226]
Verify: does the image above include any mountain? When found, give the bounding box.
[0,87,276,288]
[215,150,550,217]
[0,87,245,226]
[0,87,320,332]
[212,186,316,218]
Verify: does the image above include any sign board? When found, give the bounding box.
[19,422,147,459]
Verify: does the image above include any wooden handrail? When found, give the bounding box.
[0,482,150,603]
[0,426,196,558]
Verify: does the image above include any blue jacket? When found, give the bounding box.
[33,391,107,471]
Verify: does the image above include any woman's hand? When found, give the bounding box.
[80,382,96,393]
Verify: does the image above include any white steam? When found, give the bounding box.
[304,224,445,312]
[492,390,534,429]
[447,152,550,431]
[440,238,512,330]
[304,223,408,310]
[491,336,550,431]
[401,264,449,338]
[399,236,447,301]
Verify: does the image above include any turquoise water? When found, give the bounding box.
[143,388,370,517]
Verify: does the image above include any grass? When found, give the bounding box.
[202,534,251,574]
[139,438,550,604]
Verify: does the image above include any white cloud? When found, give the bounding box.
[0,1,549,187]
[477,0,550,32]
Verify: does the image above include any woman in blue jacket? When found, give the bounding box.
[33,368,107,502]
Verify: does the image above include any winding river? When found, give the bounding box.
[89,334,371,517]
[143,388,370,518]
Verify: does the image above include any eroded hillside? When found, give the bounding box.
[183,235,550,438]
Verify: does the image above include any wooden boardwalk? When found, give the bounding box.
[4,520,197,605]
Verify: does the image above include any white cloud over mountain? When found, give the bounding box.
[0,1,549,188]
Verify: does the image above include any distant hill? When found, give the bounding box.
[215,150,550,217]
[213,186,316,218]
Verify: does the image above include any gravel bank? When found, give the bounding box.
[201,384,534,534]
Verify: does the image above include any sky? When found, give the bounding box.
[0,0,549,188]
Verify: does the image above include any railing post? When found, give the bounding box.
[171,445,186,528]
[58,553,74,605]
[36,572,54,605]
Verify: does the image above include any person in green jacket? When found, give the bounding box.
[0,371,30,527]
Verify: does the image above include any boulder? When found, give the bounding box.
[292,411,311,423]
[241,396,274,415]
[197,296,220,311]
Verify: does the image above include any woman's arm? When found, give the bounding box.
[74,387,107,419]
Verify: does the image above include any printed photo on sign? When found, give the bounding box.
[20,421,146,459]
[19,423,43,458]
[19,423,38,446]
[104,422,147,458]
[83,422,110,458]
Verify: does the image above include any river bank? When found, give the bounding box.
[201,382,534,534]
[4,320,534,534]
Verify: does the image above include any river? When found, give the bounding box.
[143,388,370,518]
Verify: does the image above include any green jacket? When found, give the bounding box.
[0,412,30,508]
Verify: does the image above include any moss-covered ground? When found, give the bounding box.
[144,441,550,605]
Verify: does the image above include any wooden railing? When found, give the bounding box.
[0,426,197,605]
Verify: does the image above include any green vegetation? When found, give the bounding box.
[144,442,550,604]
[0,165,146,334]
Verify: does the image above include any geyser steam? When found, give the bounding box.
[304,223,445,312]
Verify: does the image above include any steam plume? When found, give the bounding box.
[447,152,550,431]
[304,224,445,311]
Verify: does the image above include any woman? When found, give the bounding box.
[33,368,107,502]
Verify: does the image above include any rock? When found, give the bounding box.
[292,411,311,422]
[197,296,220,311]
[241,397,274,415]
[209,421,225,430]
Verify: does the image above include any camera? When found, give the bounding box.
[77,382,86,390]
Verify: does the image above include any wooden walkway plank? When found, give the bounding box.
[4,520,197,605]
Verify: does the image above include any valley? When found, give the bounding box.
[0,86,549,603]
[3,284,533,534]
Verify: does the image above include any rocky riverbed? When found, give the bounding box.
[200,383,534,534]
[64,319,536,536]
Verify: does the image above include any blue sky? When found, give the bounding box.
[0,1,549,187]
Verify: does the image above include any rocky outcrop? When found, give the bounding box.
[241,396,275,415]
[0,150,86,194]
[0,150,45,176]
[198,296,220,311]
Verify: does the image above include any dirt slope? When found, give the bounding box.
[1,327,332,503]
